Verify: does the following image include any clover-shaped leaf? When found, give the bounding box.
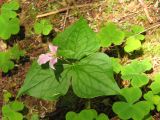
[113,87,150,120]
[66,109,109,120]
[124,25,145,53]
[0,44,25,73]
[34,19,52,35]
[121,59,152,87]
[97,22,125,47]
[2,101,24,120]
[1,0,19,18]
[0,16,20,40]
[111,57,122,73]
[144,91,160,112]
[150,74,160,94]
[121,87,142,104]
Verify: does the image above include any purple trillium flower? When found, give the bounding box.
[37,44,58,69]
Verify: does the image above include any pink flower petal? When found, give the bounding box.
[49,44,58,54]
[37,54,52,65]
[49,58,57,69]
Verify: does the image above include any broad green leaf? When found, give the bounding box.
[121,87,142,104]
[2,101,24,120]
[0,16,20,40]
[1,0,19,18]
[0,44,24,73]
[112,101,150,120]
[34,19,52,35]
[53,18,100,60]
[121,59,152,87]
[150,74,160,94]
[124,37,141,52]
[66,53,120,98]
[18,61,69,100]
[97,22,125,47]
[65,109,109,120]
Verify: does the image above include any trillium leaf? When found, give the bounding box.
[65,53,120,98]
[18,61,70,100]
[97,22,125,47]
[34,19,52,35]
[0,16,20,40]
[121,59,152,87]
[53,18,100,60]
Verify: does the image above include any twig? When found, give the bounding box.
[134,22,160,36]
[63,5,69,30]
[138,0,153,23]
[36,3,99,18]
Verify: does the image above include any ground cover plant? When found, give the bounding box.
[1,0,160,120]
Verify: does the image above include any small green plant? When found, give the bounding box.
[0,44,25,73]
[18,18,120,100]
[66,109,109,120]
[1,0,19,18]
[0,0,20,40]
[121,59,152,87]
[34,19,52,35]
[124,25,145,52]
[112,87,150,120]
[2,101,24,120]
[97,22,125,47]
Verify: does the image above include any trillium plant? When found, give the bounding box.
[37,44,58,69]
[17,17,156,119]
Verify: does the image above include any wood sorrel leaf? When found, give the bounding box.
[64,53,120,98]
[0,16,20,40]
[18,61,70,100]
[66,109,109,120]
[0,44,24,73]
[150,74,160,94]
[113,87,150,120]
[34,19,52,35]
[97,22,125,47]
[124,25,145,53]
[121,87,142,104]
[121,59,152,87]
[52,18,100,60]
[2,101,24,120]
[1,0,19,19]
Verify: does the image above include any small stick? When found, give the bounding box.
[36,3,98,18]
[138,0,153,23]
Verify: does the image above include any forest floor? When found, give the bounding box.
[1,0,160,119]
